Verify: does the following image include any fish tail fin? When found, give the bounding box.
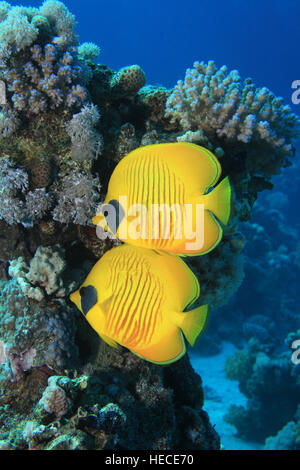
[204,176,232,225]
[171,305,209,347]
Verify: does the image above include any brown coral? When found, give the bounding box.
[39,379,72,418]
[110,65,146,96]
[29,161,53,188]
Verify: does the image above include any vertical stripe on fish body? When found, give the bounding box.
[124,150,186,247]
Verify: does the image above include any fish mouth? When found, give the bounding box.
[70,290,81,310]
[92,214,109,231]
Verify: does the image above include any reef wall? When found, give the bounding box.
[0,0,299,450]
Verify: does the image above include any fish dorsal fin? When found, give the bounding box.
[169,305,209,347]
[153,142,222,193]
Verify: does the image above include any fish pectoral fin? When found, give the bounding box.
[170,305,209,347]
[204,176,232,226]
[100,334,120,349]
[99,294,114,313]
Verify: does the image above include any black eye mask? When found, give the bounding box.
[102,199,125,233]
[80,285,98,316]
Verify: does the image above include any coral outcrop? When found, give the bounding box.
[224,338,300,442]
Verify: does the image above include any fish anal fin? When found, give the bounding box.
[133,330,186,365]
[100,334,120,349]
[170,305,209,347]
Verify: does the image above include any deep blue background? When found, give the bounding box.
[11,0,300,115]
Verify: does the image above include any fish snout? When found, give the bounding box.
[70,289,81,311]
[92,214,109,232]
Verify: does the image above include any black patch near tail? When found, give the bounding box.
[80,285,98,316]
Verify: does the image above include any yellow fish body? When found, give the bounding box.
[70,244,209,364]
[93,142,232,256]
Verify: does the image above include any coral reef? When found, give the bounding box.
[195,171,300,355]
[264,419,300,450]
[66,103,103,161]
[0,157,52,226]
[110,65,146,98]
[224,338,300,442]
[0,276,80,384]
[0,1,87,118]
[0,341,220,450]
[0,0,299,451]
[51,165,101,225]
[165,60,299,224]
[78,42,100,63]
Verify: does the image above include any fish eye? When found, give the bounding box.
[101,204,110,218]
[102,200,125,233]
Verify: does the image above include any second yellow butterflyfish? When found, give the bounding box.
[70,244,209,365]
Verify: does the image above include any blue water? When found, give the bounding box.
[13,0,300,114]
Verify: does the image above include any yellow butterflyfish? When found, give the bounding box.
[92,142,232,256]
[70,244,209,365]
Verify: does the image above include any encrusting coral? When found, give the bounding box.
[110,64,146,97]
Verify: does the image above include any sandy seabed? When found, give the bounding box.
[190,341,264,450]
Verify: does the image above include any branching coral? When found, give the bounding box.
[3,42,87,116]
[165,61,300,222]
[66,103,103,161]
[166,61,299,167]
[0,157,52,226]
[0,5,39,58]
[0,107,20,137]
[0,1,88,118]
[52,167,101,225]
[78,42,100,63]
